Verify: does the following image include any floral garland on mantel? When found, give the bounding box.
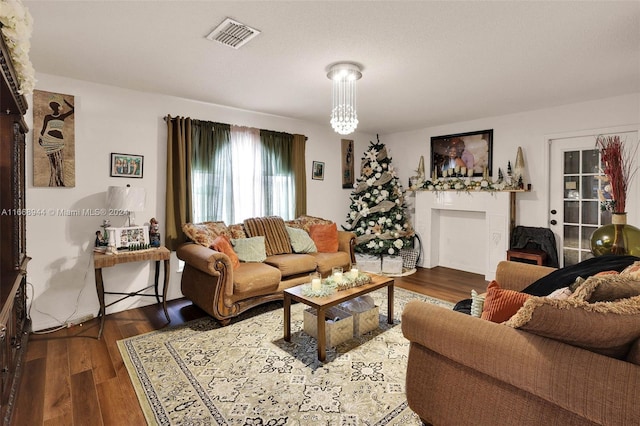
[412,177,524,193]
[0,0,35,95]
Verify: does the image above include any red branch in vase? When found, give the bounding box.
[596,135,637,214]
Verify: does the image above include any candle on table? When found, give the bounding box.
[350,268,359,280]
[332,267,343,284]
[310,272,322,291]
[311,278,321,291]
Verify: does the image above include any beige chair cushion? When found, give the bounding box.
[308,251,351,277]
[264,254,317,277]
[232,262,281,296]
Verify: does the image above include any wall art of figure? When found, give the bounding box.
[33,90,76,187]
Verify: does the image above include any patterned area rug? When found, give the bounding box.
[118,288,453,425]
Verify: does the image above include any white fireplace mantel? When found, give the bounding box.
[414,191,515,281]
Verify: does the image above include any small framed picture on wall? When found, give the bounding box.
[110,153,144,178]
[312,161,325,180]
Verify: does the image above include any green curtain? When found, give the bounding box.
[260,130,295,219]
[165,115,193,251]
[191,120,232,223]
[292,134,307,217]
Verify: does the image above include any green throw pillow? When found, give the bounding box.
[286,226,317,253]
[231,236,267,262]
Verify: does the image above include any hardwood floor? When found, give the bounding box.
[12,266,486,426]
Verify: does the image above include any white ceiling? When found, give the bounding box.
[24,1,640,134]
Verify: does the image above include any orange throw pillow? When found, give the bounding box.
[211,235,240,270]
[481,281,530,323]
[308,223,339,253]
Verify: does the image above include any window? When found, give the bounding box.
[191,124,296,225]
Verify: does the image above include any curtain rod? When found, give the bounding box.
[164,114,308,140]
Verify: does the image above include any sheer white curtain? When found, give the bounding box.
[230,125,264,223]
[190,123,300,226]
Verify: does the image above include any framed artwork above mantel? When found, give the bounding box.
[430,129,493,178]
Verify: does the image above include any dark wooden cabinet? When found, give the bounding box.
[0,33,30,425]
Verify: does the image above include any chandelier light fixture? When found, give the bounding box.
[327,62,362,135]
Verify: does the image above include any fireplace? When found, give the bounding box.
[414,191,513,281]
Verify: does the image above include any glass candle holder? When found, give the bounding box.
[349,264,359,279]
[310,272,322,291]
[332,267,343,284]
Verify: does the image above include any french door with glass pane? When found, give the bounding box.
[549,128,639,267]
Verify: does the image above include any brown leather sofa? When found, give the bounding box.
[402,261,640,425]
[177,216,355,324]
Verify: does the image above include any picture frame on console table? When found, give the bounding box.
[430,129,493,178]
[106,225,150,249]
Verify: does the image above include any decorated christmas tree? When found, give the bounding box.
[344,136,414,255]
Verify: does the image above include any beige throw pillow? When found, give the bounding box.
[570,274,640,303]
[231,236,267,263]
[286,226,317,253]
[505,295,640,358]
[182,221,229,247]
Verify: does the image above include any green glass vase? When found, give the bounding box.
[591,213,640,256]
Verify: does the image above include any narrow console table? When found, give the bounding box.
[93,247,171,338]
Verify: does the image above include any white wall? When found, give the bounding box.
[26,73,373,331]
[384,93,640,272]
[25,72,639,331]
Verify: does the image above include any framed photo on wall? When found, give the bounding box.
[430,129,493,178]
[312,161,325,180]
[110,153,144,178]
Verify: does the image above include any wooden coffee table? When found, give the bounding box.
[283,273,394,362]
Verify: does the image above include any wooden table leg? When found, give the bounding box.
[161,259,170,323]
[387,282,394,324]
[317,307,326,362]
[283,293,291,342]
[95,268,106,339]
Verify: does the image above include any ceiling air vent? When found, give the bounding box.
[206,18,260,49]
